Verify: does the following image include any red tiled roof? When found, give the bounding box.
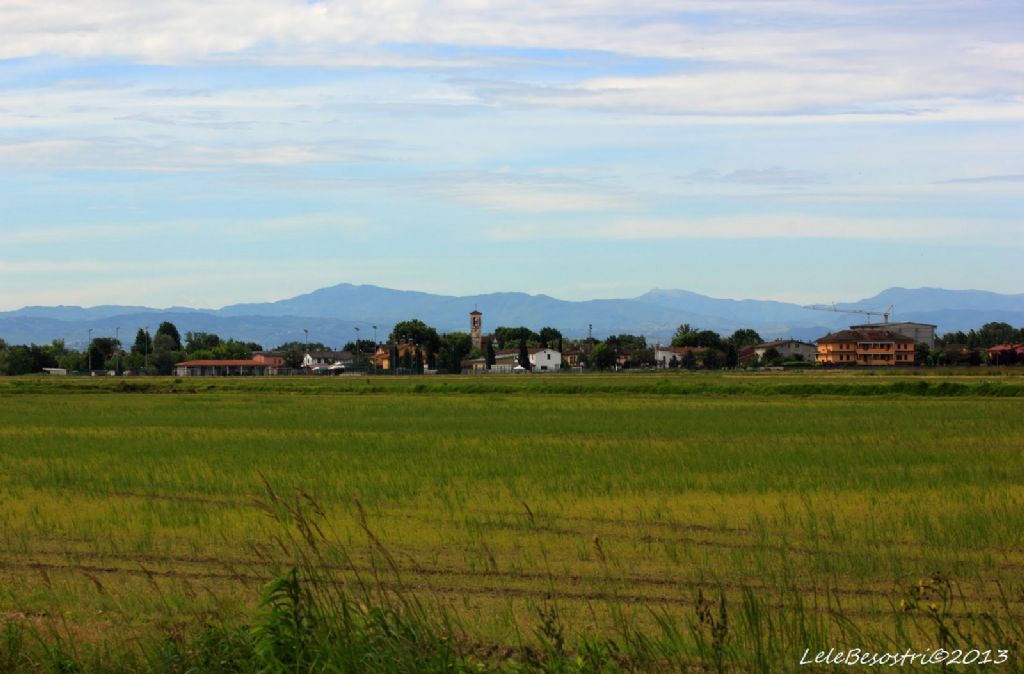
[817,330,914,344]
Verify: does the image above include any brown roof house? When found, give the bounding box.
[816,329,915,366]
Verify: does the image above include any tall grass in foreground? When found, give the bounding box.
[2,481,1022,673]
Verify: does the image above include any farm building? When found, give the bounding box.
[174,359,274,376]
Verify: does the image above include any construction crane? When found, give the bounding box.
[803,303,894,323]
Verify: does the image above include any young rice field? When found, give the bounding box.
[0,371,1022,672]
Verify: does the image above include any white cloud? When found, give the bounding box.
[437,173,634,212]
[482,214,1020,244]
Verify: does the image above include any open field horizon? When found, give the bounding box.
[1,372,1023,671]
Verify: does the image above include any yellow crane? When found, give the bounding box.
[803,303,894,323]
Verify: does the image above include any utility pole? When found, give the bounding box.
[144,325,149,374]
[373,325,377,345]
[354,326,360,368]
[115,327,120,375]
[588,323,593,367]
[87,328,92,374]
[303,329,309,372]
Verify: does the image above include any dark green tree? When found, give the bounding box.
[517,339,531,371]
[914,342,931,365]
[703,348,722,370]
[88,337,120,370]
[131,328,151,355]
[486,341,496,369]
[728,329,763,349]
[537,327,562,348]
[494,326,539,349]
[681,349,697,371]
[438,332,473,374]
[389,319,440,363]
[978,322,1019,348]
[185,331,220,352]
[725,344,739,369]
[156,322,182,351]
[672,325,723,350]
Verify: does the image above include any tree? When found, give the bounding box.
[156,322,182,351]
[131,328,151,355]
[494,326,539,349]
[914,342,931,365]
[486,341,496,369]
[185,331,221,352]
[89,337,120,370]
[762,347,783,366]
[342,339,377,354]
[590,343,616,370]
[517,339,531,371]
[728,329,763,349]
[671,325,723,350]
[389,319,440,360]
[438,332,472,374]
[703,348,722,370]
[978,322,1019,348]
[538,327,562,348]
[725,344,739,369]
[681,349,697,371]
[605,334,647,351]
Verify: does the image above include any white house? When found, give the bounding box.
[302,350,354,370]
[474,348,562,373]
[528,348,562,372]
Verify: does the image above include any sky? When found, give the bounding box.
[1,0,1022,311]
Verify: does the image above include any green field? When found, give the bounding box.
[1,371,1023,672]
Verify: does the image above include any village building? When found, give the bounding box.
[653,345,707,368]
[740,339,818,363]
[370,342,429,370]
[252,351,286,367]
[174,359,274,376]
[987,343,1024,365]
[850,321,936,348]
[302,350,353,372]
[816,329,915,366]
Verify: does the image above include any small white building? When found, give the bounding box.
[654,346,706,368]
[476,348,562,373]
[302,350,354,369]
[528,348,562,372]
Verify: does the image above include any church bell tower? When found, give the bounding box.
[470,310,482,350]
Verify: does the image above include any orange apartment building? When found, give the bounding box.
[816,329,916,366]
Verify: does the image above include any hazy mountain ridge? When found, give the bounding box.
[1,284,1020,349]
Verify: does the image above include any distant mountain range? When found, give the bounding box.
[1,284,1022,349]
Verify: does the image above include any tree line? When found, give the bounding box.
[1,320,1022,376]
